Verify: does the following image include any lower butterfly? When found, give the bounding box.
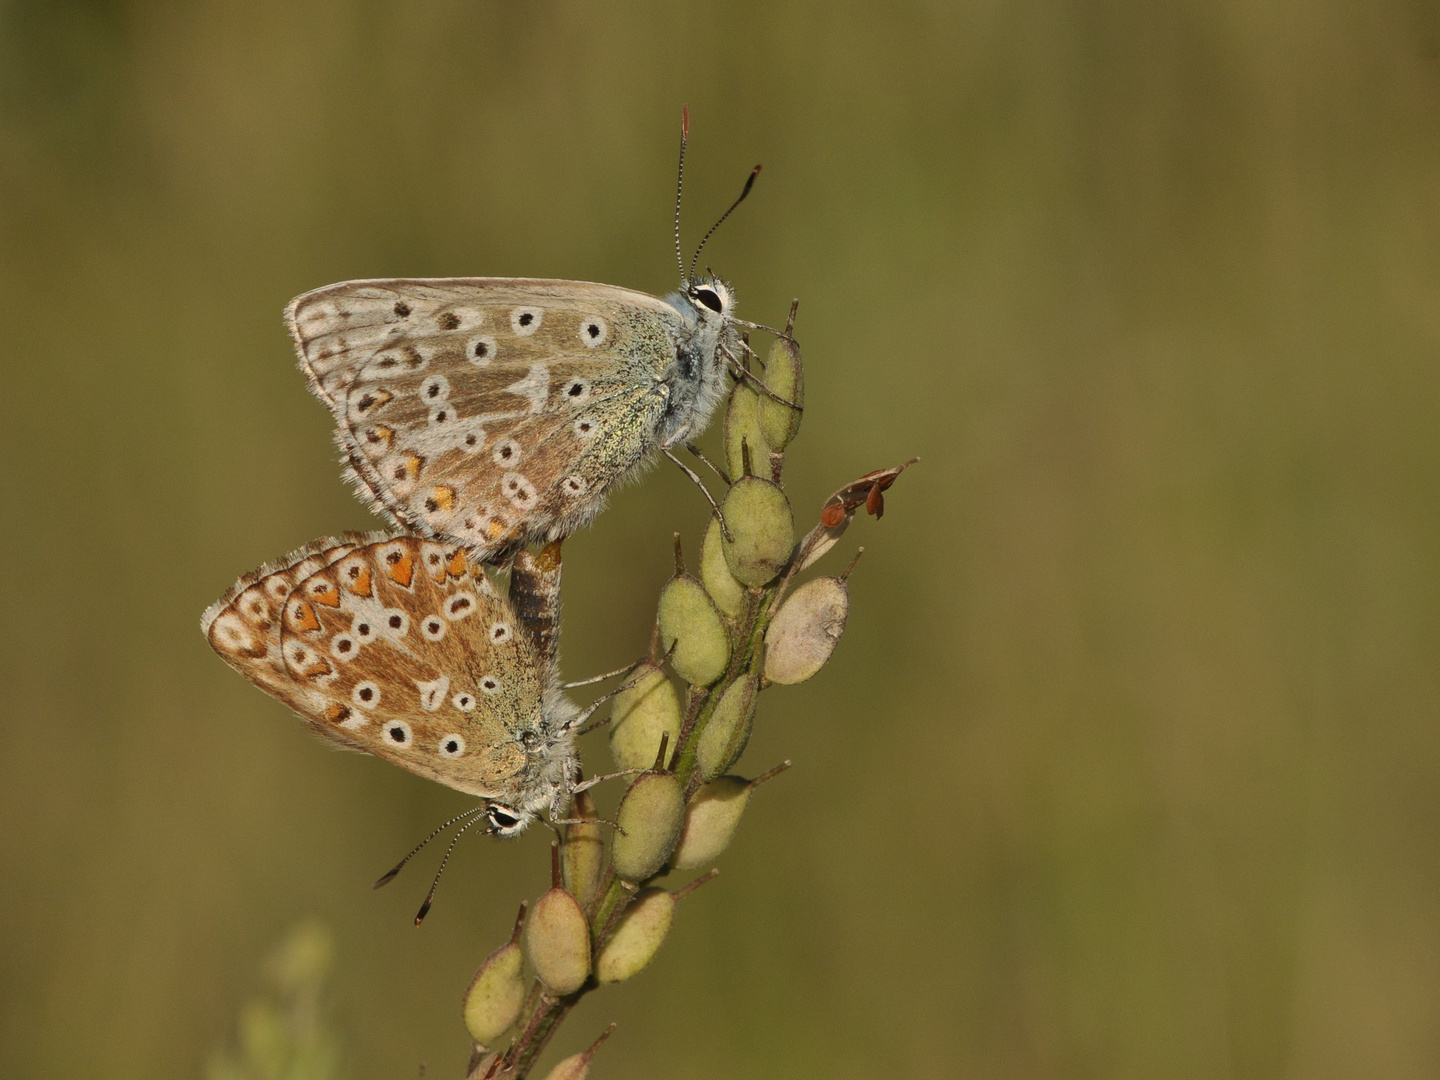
[201,533,583,838]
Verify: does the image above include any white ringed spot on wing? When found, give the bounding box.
[352,681,381,708]
[466,334,497,365]
[416,675,450,712]
[330,634,359,661]
[493,438,522,466]
[419,374,450,403]
[501,472,537,509]
[420,615,447,641]
[438,734,466,759]
[384,720,414,747]
[510,307,543,335]
[479,675,501,695]
[488,621,513,644]
[561,377,591,404]
[452,691,476,712]
[573,415,597,440]
[560,475,588,498]
[578,316,608,347]
[380,608,410,638]
[445,592,477,620]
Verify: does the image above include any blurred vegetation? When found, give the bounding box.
[207,922,343,1080]
[3,1,1440,1079]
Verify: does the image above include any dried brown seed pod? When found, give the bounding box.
[764,576,849,685]
[658,574,731,686]
[463,904,528,1046]
[611,771,686,882]
[700,515,746,617]
[720,477,795,588]
[695,673,759,782]
[758,336,804,450]
[525,884,591,996]
[608,664,682,771]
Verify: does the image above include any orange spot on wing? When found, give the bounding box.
[400,453,423,481]
[384,549,415,587]
[302,658,333,679]
[430,486,455,512]
[446,549,468,579]
[287,600,322,634]
[324,702,352,724]
[342,564,373,597]
[309,581,341,607]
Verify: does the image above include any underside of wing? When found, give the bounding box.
[286,278,682,551]
[202,531,394,751]
[285,278,680,407]
[273,536,549,798]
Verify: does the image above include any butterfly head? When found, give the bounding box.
[483,803,530,837]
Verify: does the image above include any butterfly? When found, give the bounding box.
[284,110,772,560]
[201,533,582,837]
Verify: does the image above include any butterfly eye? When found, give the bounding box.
[487,806,522,831]
[694,287,723,313]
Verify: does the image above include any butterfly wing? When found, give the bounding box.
[286,279,687,553]
[204,535,555,799]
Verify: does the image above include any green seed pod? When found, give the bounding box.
[764,576,850,685]
[658,574,731,686]
[673,777,752,869]
[463,905,527,1046]
[595,887,675,984]
[720,477,795,587]
[724,381,768,480]
[538,1024,615,1080]
[673,763,790,869]
[611,771,685,882]
[525,886,591,996]
[758,337,804,450]
[700,516,746,618]
[695,674,758,782]
[608,664,682,771]
[561,789,604,912]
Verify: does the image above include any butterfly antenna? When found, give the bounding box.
[675,105,690,282]
[688,164,761,284]
[414,814,493,926]
[374,806,487,888]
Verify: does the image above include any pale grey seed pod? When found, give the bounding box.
[673,763,791,870]
[595,887,675,984]
[525,885,591,996]
[764,575,850,685]
[538,1024,615,1080]
[721,477,795,588]
[758,336,804,450]
[611,771,685,882]
[608,664,682,771]
[700,515,746,617]
[561,789,604,912]
[658,574,731,686]
[463,904,528,1046]
[724,381,768,480]
[695,673,759,782]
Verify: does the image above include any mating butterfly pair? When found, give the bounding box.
[204,115,763,836]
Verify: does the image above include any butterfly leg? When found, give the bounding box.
[662,447,734,542]
[722,342,804,414]
[684,441,731,485]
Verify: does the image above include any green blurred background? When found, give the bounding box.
[4,2,1439,1077]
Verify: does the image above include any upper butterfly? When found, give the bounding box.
[285,113,759,560]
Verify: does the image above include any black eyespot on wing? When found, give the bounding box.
[439,312,461,330]
[388,725,406,742]
[474,342,488,358]
[695,288,723,312]
[586,322,600,338]
[388,614,403,629]
[518,312,534,327]
[393,301,412,317]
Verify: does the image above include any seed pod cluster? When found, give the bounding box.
[452,314,914,1077]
